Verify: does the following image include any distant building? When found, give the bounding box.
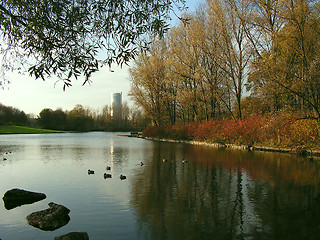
[110,92,122,118]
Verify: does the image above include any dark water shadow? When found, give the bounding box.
[130,141,320,240]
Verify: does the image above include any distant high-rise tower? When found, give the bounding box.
[110,92,122,118]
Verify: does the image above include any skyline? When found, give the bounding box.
[0,0,203,116]
[0,64,131,115]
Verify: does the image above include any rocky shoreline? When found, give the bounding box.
[143,137,320,158]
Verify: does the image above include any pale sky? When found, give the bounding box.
[0,0,203,116]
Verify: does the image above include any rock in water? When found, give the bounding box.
[26,202,70,231]
[2,188,46,210]
[54,232,89,240]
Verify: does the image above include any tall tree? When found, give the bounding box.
[186,7,231,119]
[241,0,285,112]
[169,16,204,122]
[248,0,320,119]
[207,0,252,119]
[129,39,176,126]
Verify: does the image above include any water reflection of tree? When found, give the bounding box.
[131,142,320,239]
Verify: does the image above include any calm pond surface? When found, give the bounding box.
[1,132,320,240]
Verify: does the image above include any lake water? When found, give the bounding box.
[0,132,320,240]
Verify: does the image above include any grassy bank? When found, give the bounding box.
[0,125,66,134]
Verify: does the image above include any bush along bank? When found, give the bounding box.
[142,113,320,157]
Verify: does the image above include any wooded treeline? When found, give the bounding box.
[0,104,29,126]
[129,0,320,126]
[37,103,147,131]
[0,103,147,132]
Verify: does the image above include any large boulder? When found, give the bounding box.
[2,188,46,210]
[54,232,89,240]
[26,202,70,231]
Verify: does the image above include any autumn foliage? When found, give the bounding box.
[132,0,320,151]
[143,113,320,149]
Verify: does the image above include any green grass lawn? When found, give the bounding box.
[0,125,66,134]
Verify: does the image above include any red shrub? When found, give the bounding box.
[143,113,320,149]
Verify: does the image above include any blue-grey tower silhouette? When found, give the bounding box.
[110,92,122,118]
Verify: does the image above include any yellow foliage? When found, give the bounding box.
[291,119,320,146]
